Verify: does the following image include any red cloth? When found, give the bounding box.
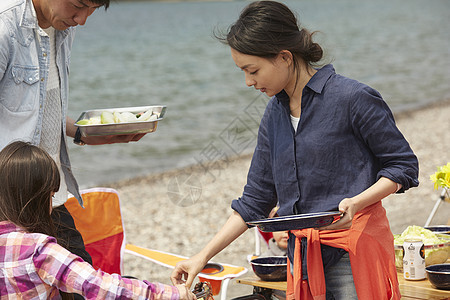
[286,202,400,300]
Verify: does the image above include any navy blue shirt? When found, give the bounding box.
[232,64,419,223]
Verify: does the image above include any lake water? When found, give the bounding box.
[67,0,450,188]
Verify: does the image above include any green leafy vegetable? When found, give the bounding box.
[393,225,449,267]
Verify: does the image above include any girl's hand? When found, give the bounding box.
[171,254,207,288]
[175,284,197,300]
[318,198,357,230]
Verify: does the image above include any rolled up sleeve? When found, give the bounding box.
[350,85,419,192]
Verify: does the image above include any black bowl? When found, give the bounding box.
[250,256,287,281]
[425,263,450,290]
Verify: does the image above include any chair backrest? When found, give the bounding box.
[65,187,125,275]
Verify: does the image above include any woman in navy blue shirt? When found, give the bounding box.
[171,1,418,299]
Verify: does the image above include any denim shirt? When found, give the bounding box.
[232,64,419,223]
[0,0,83,205]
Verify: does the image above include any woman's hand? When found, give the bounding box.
[171,211,248,289]
[171,211,248,287]
[171,254,207,288]
[175,284,197,300]
[319,198,357,230]
[319,177,400,230]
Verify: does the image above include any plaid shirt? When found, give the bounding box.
[0,221,179,299]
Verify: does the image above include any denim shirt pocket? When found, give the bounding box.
[11,65,40,85]
[2,65,40,112]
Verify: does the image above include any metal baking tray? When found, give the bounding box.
[247,211,341,232]
[74,105,166,137]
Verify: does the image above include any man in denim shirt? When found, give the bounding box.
[0,0,145,288]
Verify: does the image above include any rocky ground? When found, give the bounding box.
[106,99,450,299]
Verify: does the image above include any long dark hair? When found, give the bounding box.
[0,141,60,237]
[217,1,323,73]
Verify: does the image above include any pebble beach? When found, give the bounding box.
[106,99,450,299]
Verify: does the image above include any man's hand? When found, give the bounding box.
[81,133,146,145]
[68,117,146,145]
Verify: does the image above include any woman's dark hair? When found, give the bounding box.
[217,1,323,71]
[0,141,60,237]
[91,0,110,10]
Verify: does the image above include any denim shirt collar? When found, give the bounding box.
[20,0,70,39]
[274,64,336,117]
[19,0,38,29]
[305,64,335,94]
[275,64,336,102]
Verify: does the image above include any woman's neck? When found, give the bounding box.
[286,64,317,118]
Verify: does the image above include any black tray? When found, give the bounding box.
[247,211,341,232]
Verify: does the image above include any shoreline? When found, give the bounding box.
[105,99,449,298]
[110,98,450,189]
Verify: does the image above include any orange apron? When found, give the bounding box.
[287,202,400,300]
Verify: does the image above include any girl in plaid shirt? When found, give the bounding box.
[0,141,195,300]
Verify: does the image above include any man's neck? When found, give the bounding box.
[31,0,51,29]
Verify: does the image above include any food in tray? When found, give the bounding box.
[76,108,159,125]
[74,105,166,137]
[394,225,450,268]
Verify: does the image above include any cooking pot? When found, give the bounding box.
[425,263,450,290]
[250,256,287,281]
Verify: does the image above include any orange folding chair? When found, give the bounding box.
[65,187,247,300]
[65,187,126,275]
[125,245,247,299]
